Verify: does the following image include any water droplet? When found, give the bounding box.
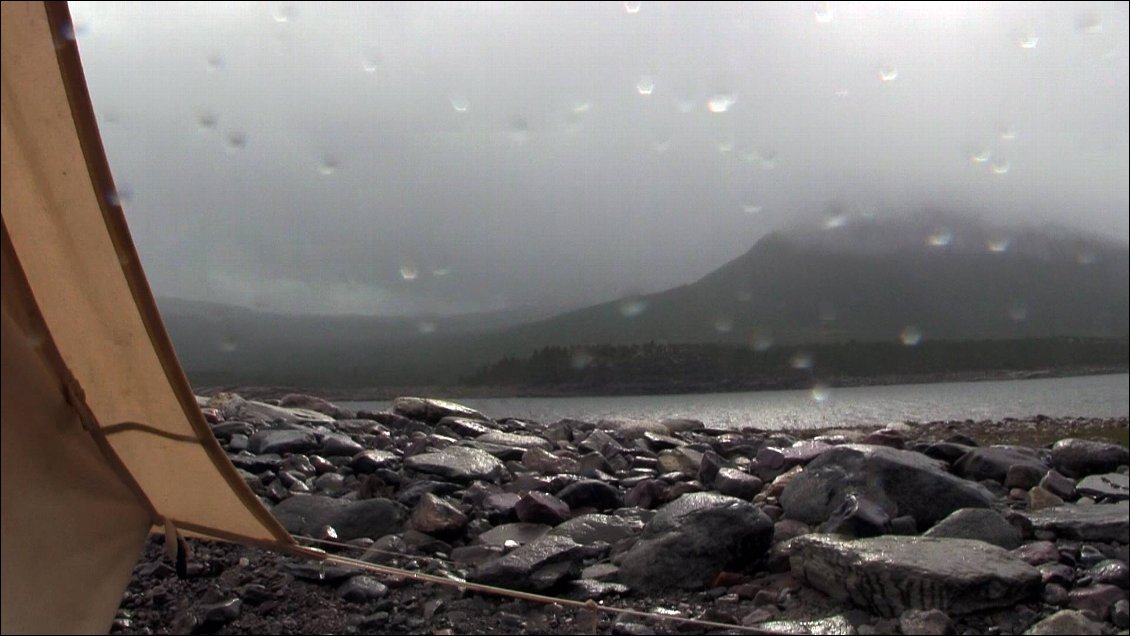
[1076,14,1103,34]
[432,266,451,277]
[206,55,224,71]
[752,334,774,352]
[1018,33,1038,49]
[572,101,593,114]
[316,154,336,173]
[716,138,735,153]
[219,335,238,353]
[823,214,847,230]
[399,264,419,281]
[636,76,655,96]
[814,2,834,23]
[1076,251,1098,265]
[707,94,735,113]
[1008,303,1028,321]
[225,131,247,152]
[736,290,753,302]
[1000,126,1017,141]
[834,88,850,98]
[508,118,530,145]
[991,160,1011,175]
[197,112,218,131]
[900,326,922,346]
[624,1,641,14]
[651,136,672,153]
[879,65,899,82]
[742,202,764,215]
[791,352,814,370]
[106,185,133,207]
[418,321,436,335]
[271,3,295,23]
[810,383,831,403]
[362,45,382,72]
[675,99,696,113]
[571,350,594,370]
[927,231,953,247]
[618,298,648,318]
[987,239,1011,253]
[450,96,470,113]
[713,317,734,334]
[969,148,992,163]
[819,303,837,322]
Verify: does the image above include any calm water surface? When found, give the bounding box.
[342,373,1128,431]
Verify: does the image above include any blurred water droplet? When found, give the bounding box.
[619,298,648,318]
[742,202,764,215]
[624,1,641,14]
[652,136,672,153]
[225,131,247,152]
[271,3,295,23]
[636,76,655,96]
[1000,126,1017,141]
[1008,303,1028,321]
[432,266,451,277]
[707,94,735,113]
[571,350,594,370]
[736,290,753,302]
[418,321,436,335]
[399,264,419,281]
[879,65,899,82]
[927,230,953,247]
[197,112,218,130]
[991,160,1011,175]
[987,239,1011,253]
[713,317,734,334]
[823,214,847,230]
[969,148,992,163]
[572,101,593,114]
[1076,14,1103,34]
[1076,251,1098,265]
[117,250,132,266]
[106,185,133,207]
[219,335,238,353]
[716,138,735,153]
[810,383,831,403]
[814,2,834,23]
[450,96,470,113]
[1018,33,1038,49]
[675,99,695,113]
[900,326,922,346]
[819,303,837,322]
[362,45,382,72]
[508,118,530,145]
[753,334,774,352]
[318,156,338,175]
[834,88,850,97]
[206,55,224,71]
[791,352,813,370]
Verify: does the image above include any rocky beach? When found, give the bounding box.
[111,394,1129,635]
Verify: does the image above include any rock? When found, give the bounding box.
[248,427,319,455]
[774,519,812,543]
[284,560,360,583]
[200,598,241,626]
[581,563,621,581]
[410,493,467,537]
[211,421,254,439]
[1006,464,1046,490]
[1068,583,1125,617]
[697,451,727,487]
[438,416,494,437]
[210,393,336,425]
[337,575,389,602]
[714,468,763,500]
[1113,599,1130,628]
[279,393,351,419]
[862,428,905,449]
[515,492,571,525]
[625,479,669,509]
[789,535,1041,616]
[1023,609,1105,635]
[1051,438,1129,478]
[471,535,590,591]
[351,449,399,474]
[749,614,856,635]
[521,447,581,474]
[556,480,623,511]
[780,445,994,529]
[954,446,1048,484]
[924,508,1022,549]
[476,431,553,451]
[1043,583,1069,606]
[562,579,630,601]
[595,418,668,440]
[1039,470,1077,501]
[618,492,774,591]
[1028,486,1065,511]
[660,418,705,433]
[391,397,489,424]
[1021,502,1129,541]
[1089,559,1130,588]
[1076,473,1130,501]
[898,608,952,635]
[922,442,974,464]
[396,480,460,507]
[319,433,364,457]
[549,514,642,545]
[1012,541,1060,566]
[405,446,509,483]
[820,493,891,538]
[272,495,406,541]
[753,442,832,481]
[657,447,704,477]
[476,523,551,546]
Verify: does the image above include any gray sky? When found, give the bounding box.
[70,1,1129,316]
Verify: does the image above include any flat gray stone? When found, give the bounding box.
[391,397,489,424]
[248,428,319,455]
[548,513,643,545]
[1076,473,1129,501]
[405,445,508,483]
[1021,502,1129,542]
[1023,609,1104,635]
[475,522,551,546]
[789,534,1041,617]
[924,508,1022,549]
[751,614,856,635]
[271,495,406,541]
[476,431,553,451]
[471,535,589,591]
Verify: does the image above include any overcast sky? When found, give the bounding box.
[70,1,1129,316]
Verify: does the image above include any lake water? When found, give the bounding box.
[342,373,1129,431]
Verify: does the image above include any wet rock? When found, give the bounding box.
[515,492,571,525]
[595,418,668,440]
[619,492,774,591]
[337,575,389,602]
[1051,438,1129,478]
[862,428,905,449]
[1039,562,1074,586]
[211,394,336,425]
[774,519,812,543]
[1023,609,1105,635]
[549,513,642,545]
[279,393,351,418]
[1039,470,1077,501]
[521,447,580,474]
[661,418,705,433]
[396,480,460,507]
[438,416,494,437]
[476,522,551,546]
[405,446,509,483]
[1113,599,1130,628]
[954,446,1048,484]
[924,508,1022,549]
[789,535,1041,616]
[1012,541,1060,566]
[476,430,553,451]
[898,608,952,635]
[750,614,856,635]
[319,433,364,457]
[248,428,319,455]
[471,535,590,591]
[1021,502,1129,542]
[780,445,993,528]
[391,397,489,424]
[1068,583,1125,618]
[657,447,704,477]
[556,480,623,511]
[410,493,467,537]
[1028,486,1065,511]
[481,492,521,524]
[1006,464,1045,490]
[562,579,629,601]
[625,479,669,509]
[211,421,255,439]
[272,495,406,541]
[922,442,973,464]
[200,598,241,627]
[714,468,763,500]
[581,563,621,581]
[697,450,727,487]
[1076,473,1129,501]
[820,493,891,538]
[1088,559,1130,588]
[350,449,398,474]
[1042,583,1069,606]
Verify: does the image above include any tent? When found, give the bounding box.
[1,3,296,632]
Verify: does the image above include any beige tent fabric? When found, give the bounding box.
[2,2,295,632]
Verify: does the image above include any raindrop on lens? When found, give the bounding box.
[879,65,898,81]
[636,76,655,96]
[927,231,952,247]
[418,321,436,335]
[824,215,847,230]
[707,94,735,113]
[969,149,991,163]
[987,239,1011,253]
[814,2,833,23]
[811,383,831,403]
[900,326,922,346]
[206,55,224,71]
[572,101,593,114]
[753,334,774,352]
[571,350,594,370]
[713,317,733,334]
[790,352,813,370]
[619,299,648,318]
[1000,126,1017,141]
[197,112,218,130]
[432,266,451,277]
[219,335,238,353]
[742,203,764,215]
[1076,252,1098,265]
[991,160,1011,175]
[225,132,247,152]
[272,3,294,23]
[399,265,419,281]
[624,1,641,14]
[450,96,470,112]
[1009,303,1028,321]
[318,156,338,175]
[1018,33,1038,49]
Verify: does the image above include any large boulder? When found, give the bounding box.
[209,394,335,425]
[278,393,351,419]
[405,446,509,483]
[271,495,406,541]
[954,446,1048,484]
[391,397,489,424]
[618,493,774,591]
[780,445,995,528]
[1050,439,1129,478]
[790,534,1041,616]
[923,508,1022,549]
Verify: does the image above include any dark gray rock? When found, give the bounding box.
[820,493,891,538]
[618,492,774,591]
[714,468,762,500]
[1076,473,1129,501]
[248,428,319,455]
[409,493,467,537]
[625,479,669,509]
[1023,609,1104,635]
[1051,438,1129,478]
[1088,559,1130,588]
[405,446,509,483]
[556,480,623,511]
[660,418,705,433]
[1068,583,1125,618]
[211,421,255,439]
[780,445,994,528]
[924,508,1022,549]
[657,447,703,477]
[561,579,630,601]
[748,614,856,635]
[471,535,590,591]
[1006,463,1046,490]
[476,430,553,451]
[521,447,580,474]
[337,575,389,602]
[789,534,1041,616]
[898,608,952,635]
[549,513,642,545]
[1022,502,1129,542]
[1012,541,1060,566]
[319,433,364,457]
[272,495,406,541]
[1114,599,1130,629]
[954,446,1048,484]
[1040,470,1077,500]
[391,396,489,424]
[697,450,727,487]
[351,449,398,474]
[515,492,571,525]
[438,416,495,438]
[475,522,551,546]
[200,598,242,627]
